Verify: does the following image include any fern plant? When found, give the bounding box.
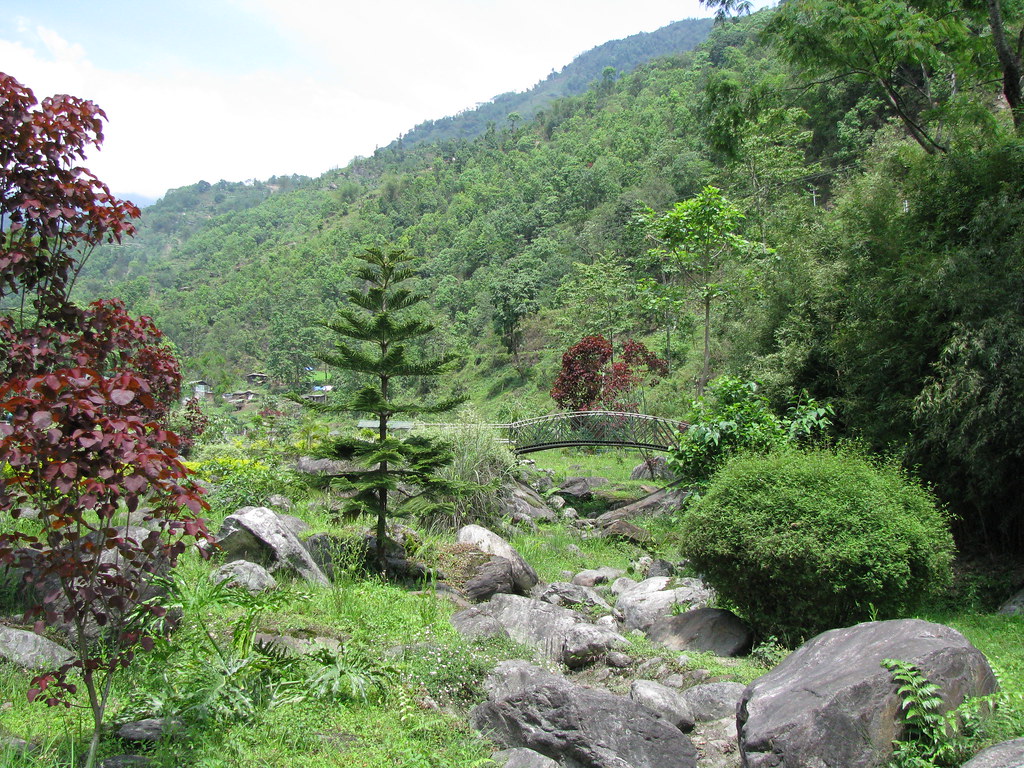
[883,658,990,768]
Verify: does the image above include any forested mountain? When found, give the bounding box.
[392,17,714,148]
[79,4,1024,547]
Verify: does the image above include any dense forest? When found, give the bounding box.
[75,4,1024,550]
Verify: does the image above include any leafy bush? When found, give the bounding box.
[189,455,303,513]
[679,449,955,642]
[670,377,832,491]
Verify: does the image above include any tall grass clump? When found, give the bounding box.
[420,415,518,530]
[680,448,955,643]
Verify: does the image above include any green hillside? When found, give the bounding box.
[76,5,1024,547]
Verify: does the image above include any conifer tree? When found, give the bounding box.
[309,247,464,569]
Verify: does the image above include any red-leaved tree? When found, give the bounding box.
[551,335,668,412]
[0,72,208,768]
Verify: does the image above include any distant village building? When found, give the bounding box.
[246,372,270,387]
[188,380,214,402]
[223,390,259,407]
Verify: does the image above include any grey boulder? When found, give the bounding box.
[537,581,614,614]
[452,594,625,668]
[738,619,999,768]
[0,626,73,670]
[472,660,698,768]
[645,607,752,656]
[463,556,517,602]
[629,679,695,731]
[450,605,511,641]
[209,560,277,593]
[216,506,328,586]
[997,587,1024,615]
[572,566,626,588]
[558,476,609,500]
[506,483,556,523]
[456,525,539,593]
[617,577,714,632]
[492,747,560,768]
[679,682,745,723]
[961,737,1024,767]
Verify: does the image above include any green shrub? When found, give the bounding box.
[679,448,955,643]
[187,455,303,514]
[670,377,832,492]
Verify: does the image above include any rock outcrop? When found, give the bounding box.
[456,525,539,593]
[0,625,73,670]
[216,506,329,586]
[472,660,698,768]
[452,594,625,668]
[617,577,714,632]
[738,619,999,768]
[961,737,1024,768]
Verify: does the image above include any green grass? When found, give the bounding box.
[526,447,653,484]
[3,447,1023,768]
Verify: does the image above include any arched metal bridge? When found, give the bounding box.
[504,411,688,455]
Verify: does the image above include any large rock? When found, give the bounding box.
[738,619,999,768]
[452,594,625,668]
[558,476,610,499]
[492,747,560,768]
[451,605,511,641]
[209,560,277,593]
[629,457,675,481]
[603,519,652,545]
[505,483,556,523]
[646,608,753,657]
[464,556,517,602]
[617,577,714,632]
[679,682,745,722]
[595,488,688,527]
[537,582,613,615]
[456,526,538,593]
[997,587,1024,615]
[116,718,183,742]
[216,507,329,586]
[472,660,698,768]
[629,679,695,731]
[962,737,1024,767]
[572,566,626,588]
[0,626,73,670]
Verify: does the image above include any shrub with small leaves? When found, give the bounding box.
[680,448,954,642]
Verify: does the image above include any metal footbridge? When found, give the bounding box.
[503,411,687,455]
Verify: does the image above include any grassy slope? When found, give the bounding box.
[1,452,1021,767]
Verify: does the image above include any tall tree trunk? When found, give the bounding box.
[698,295,712,398]
[987,0,1024,130]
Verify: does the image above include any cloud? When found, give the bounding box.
[0,25,394,198]
[1,2,775,198]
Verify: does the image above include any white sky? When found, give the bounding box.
[0,1,769,201]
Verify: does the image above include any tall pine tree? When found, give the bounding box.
[308,247,465,569]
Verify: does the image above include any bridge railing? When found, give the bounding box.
[408,412,687,454]
[504,411,688,454]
